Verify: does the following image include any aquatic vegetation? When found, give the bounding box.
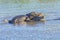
[38,0,60,3]
[0,0,30,4]
[0,0,59,4]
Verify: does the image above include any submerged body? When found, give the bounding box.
[4,12,45,25]
[5,15,30,24]
[9,15,27,24]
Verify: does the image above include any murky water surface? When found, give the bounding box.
[0,0,60,40]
